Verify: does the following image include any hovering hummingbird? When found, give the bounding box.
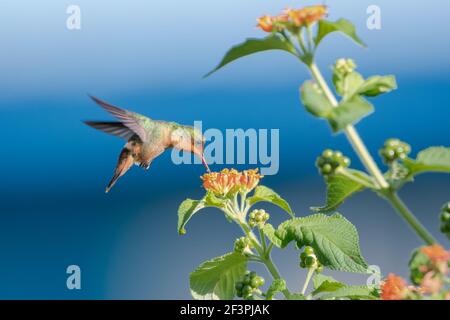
[84,96,210,193]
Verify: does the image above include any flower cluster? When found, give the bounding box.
[286,5,328,27]
[235,271,265,299]
[257,5,327,33]
[383,244,450,300]
[334,58,357,77]
[248,209,270,228]
[234,236,253,255]
[201,168,263,197]
[256,14,289,33]
[380,274,411,300]
[379,138,411,164]
[316,149,351,178]
[299,246,323,273]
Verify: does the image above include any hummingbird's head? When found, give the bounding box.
[171,126,210,172]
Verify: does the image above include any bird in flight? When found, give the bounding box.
[84,96,210,193]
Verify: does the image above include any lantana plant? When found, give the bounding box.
[178,5,450,300]
[179,169,379,300]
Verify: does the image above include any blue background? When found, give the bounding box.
[1,0,449,298]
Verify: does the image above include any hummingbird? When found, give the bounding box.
[84,96,210,193]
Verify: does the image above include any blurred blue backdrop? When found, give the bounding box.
[1,0,449,299]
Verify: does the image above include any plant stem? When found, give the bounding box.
[309,63,389,189]
[301,268,315,295]
[307,62,437,245]
[262,254,291,298]
[259,228,267,253]
[236,218,291,299]
[384,191,437,245]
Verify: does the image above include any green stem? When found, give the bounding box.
[306,25,315,53]
[259,228,267,254]
[262,254,291,298]
[308,63,389,189]
[237,218,291,299]
[296,32,309,56]
[384,191,437,245]
[301,268,315,295]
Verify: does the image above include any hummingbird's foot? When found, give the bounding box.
[139,162,151,170]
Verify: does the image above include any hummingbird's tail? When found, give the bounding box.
[105,147,134,193]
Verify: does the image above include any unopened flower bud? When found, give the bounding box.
[248,209,270,228]
[334,58,357,76]
[316,149,351,178]
[379,139,411,164]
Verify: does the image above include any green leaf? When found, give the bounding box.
[190,252,248,300]
[261,223,283,248]
[247,185,294,217]
[311,171,367,213]
[300,81,334,118]
[409,248,430,285]
[312,274,378,300]
[312,274,345,295]
[404,147,450,176]
[335,72,365,99]
[358,75,397,97]
[315,19,366,48]
[329,95,374,132]
[265,279,286,300]
[178,199,205,235]
[275,214,369,273]
[177,192,227,235]
[205,35,298,77]
[318,286,379,300]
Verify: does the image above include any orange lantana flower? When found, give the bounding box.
[421,244,450,274]
[285,5,327,27]
[380,273,409,300]
[239,169,263,192]
[421,245,450,264]
[201,169,263,197]
[256,14,289,33]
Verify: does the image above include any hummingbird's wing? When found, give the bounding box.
[90,96,150,143]
[84,121,135,140]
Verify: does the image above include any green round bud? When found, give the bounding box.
[304,246,314,255]
[251,276,265,288]
[299,261,306,269]
[242,285,253,297]
[305,255,316,268]
[322,149,334,158]
[322,163,332,174]
[300,252,308,262]
[342,157,351,167]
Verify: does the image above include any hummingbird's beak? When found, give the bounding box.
[201,153,211,172]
